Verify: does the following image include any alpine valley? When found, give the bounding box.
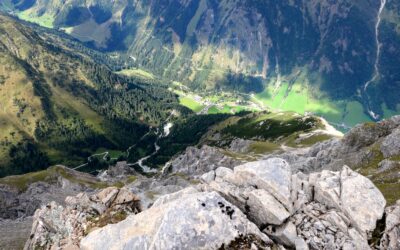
[0,1,400,250]
[2,0,400,126]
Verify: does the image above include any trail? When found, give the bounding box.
[363,0,387,119]
[134,142,160,173]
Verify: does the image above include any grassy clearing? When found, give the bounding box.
[221,149,257,162]
[297,134,333,147]
[343,101,372,127]
[18,10,54,28]
[117,68,155,80]
[207,106,220,114]
[0,169,50,191]
[93,148,125,159]
[179,96,204,112]
[248,141,280,154]
[50,85,105,133]
[252,71,378,128]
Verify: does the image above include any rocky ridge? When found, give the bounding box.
[25,187,141,250]
[4,116,400,249]
[26,158,399,249]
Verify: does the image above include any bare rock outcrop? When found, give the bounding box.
[24,187,140,250]
[202,159,388,249]
[77,158,393,250]
[81,191,272,250]
[379,200,400,249]
[162,145,243,178]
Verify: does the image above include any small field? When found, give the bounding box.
[117,68,156,80]
[179,96,204,112]
[18,10,54,28]
[253,76,375,130]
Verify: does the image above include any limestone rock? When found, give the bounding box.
[264,221,298,247]
[247,189,290,226]
[24,188,141,250]
[200,170,215,183]
[381,128,400,158]
[378,159,400,173]
[151,186,199,207]
[295,238,309,250]
[309,166,386,235]
[81,192,272,250]
[340,166,386,234]
[380,200,400,250]
[234,158,292,210]
[310,170,342,210]
[343,123,390,149]
[163,145,243,178]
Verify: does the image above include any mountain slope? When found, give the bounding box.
[0,14,181,177]
[3,0,400,125]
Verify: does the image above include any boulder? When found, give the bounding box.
[113,188,140,206]
[380,200,400,249]
[81,192,272,250]
[264,221,298,247]
[207,179,252,213]
[92,187,119,207]
[247,189,290,226]
[310,170,342,209]
[152,186,199,207]
[378,159,400,173]
[24,188,141,250]
[234,158,292,210]
[309,166,386,235]
[381,128,400,158]
[215,167,234,181]
[295,238,309,250]
[340,167,386,234]
[164,145,242,178]
[200,170,215,183]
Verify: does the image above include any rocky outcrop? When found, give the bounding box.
[266,115,400,175]
[0,166,106,221]
[24,187,140,250]
[81,190,272,250]
[379,200,400,249]
[0,166,108,250]
[76,158,393,250]
[98,161,139,182]
[16,116,400,249]
[162,145,243,178]
[381,128,400,158]
[201,159,387,249]
[0,177,87,220]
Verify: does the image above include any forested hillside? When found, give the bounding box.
[0,14,182,177]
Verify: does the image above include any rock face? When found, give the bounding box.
[81,191,271,250]
[0,166,113,250]
[202,159,387,249]
[77,159,392,250]
[339,167,386,234]
[235,159,292,210]
[381,128,400,158]
[0,176,87,220]
[380,200,400,249]
[162,145,243,178]
[17,116,400,250]
[24,187,140,250]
